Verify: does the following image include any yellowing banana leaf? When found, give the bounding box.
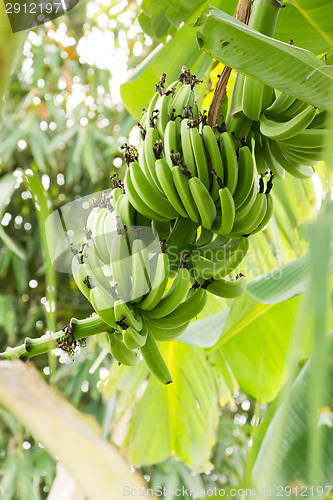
[122,341,219,472]
[289,0,333,47]
[0,361,146,500]
[196,7,332,109]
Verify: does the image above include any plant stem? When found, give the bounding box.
[207,0,252,130]
[0,315,113,361]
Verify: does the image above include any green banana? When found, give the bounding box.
[211,186,235,235]
[131,235,151,302]
[115,193,136,227]
[264,92,296,117]
[123,325,147,349]
[171,166,201,223]
[159,286,208,327]
[146,266,190,319]
[267,139,314,178]
[124,166,169,222]
[195,227,214,248]
[71,256,91,301]
[219,132,238,195]
[107,332,139,366]
[259,106,317,141]
[202,274,247,298]
[190,127,210,189]
[164,119,181,167]
[191,236,249,280]
[233,146,255,209]
[114,297,143,331]
[180,118,197,177]
[229,192,267,238]
[201,125,224,201]
[140,330,172,384]
[144,126,163,191]
[242,77,265,121]
[139,252,169,311]
[91,208,109,264]
[260,136,285,180]
[278,128,326,149]
[110,226,132,301]
[188,176,216,229]
[143,316,190,341]
[90,285,116,328]
[155,158,188,218]
[104,209,118,253]
[234,180,257,221]
[251,192,274,234]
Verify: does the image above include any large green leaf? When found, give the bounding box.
[251,332,333,491]
[122,341,219,472]
[289,0,333,47]
[196,7,332,109]
[274,1,332,54]
[0,361,146,500]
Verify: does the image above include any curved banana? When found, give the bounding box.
[104,209,118,253]
[234,180,257,221]
[259,106,317,141]
[140,330,172,384]
[229,192,267,238]
[110,227,132,301]
[242,77,264,122]
[219,132,238,195]
[107,332,139,366]
[139,252,169,311]
[124,167,169,222]
[233,145,255,209]
[171,83,192,118]
[159,286,208,327]
[278,128,326,150]
[144,126,163,191]
[155,93,172,138]
[201,125,224,201]
[202,274,247,298]
[90,285,116,328]
[264,92,296,118]
[188,176,216,230]
[267,139,314,178]
[190,127,210,189]
[195,227,214,248]
[155,159,188,218]
[260,136,285,180]
[114,298,143,331]
[180,118,197,177]
[251,192,274,234]
[72,256,91,301]
[123,324,148,350]
[164,120,181,167]
[115,193,136,227]
[211,186,235,235]
[131,235,151,302]
[146,266,190,319]
[191,236,249,280]
[91,208,109,264]
[143,315,190,341]
[83,238,110,291]
[171,166,201,223]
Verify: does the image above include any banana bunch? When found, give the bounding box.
[71,193,211,384]
[245,89,327,180]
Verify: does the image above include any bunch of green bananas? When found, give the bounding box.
[241,75,327,180]
[71,190,211,384]
[124,68,274,241]
[72,66,323,384]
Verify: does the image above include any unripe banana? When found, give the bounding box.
[180,118,197,177]
[107,332,139,366]
[131,234,151,302]
[189,127,210,189]
[146,266,190,319]
[219,132,238,195]
[259,106,317,141]
[155,159,188,218]
[201,274,247,298]
[171,166,201,223]
[201,125,224,201]
[159,285,208,327]
[140,330,172,384]
[90,284,116,328]
[71,255,91,301]
[123,324,148,350]
[139,252,169,311]
[143,315,190,341]
[233,146,255,209]
[188,176,216,230]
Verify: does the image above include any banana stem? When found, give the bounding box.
[166,217,199,260]
[0,315,113,360]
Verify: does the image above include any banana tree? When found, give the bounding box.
[1,0,333,497]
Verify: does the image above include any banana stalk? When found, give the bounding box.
[0,315,113,360]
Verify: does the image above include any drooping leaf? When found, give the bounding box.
[122,341,219,472]
[289,0,333,47]
[196,7,332,109]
